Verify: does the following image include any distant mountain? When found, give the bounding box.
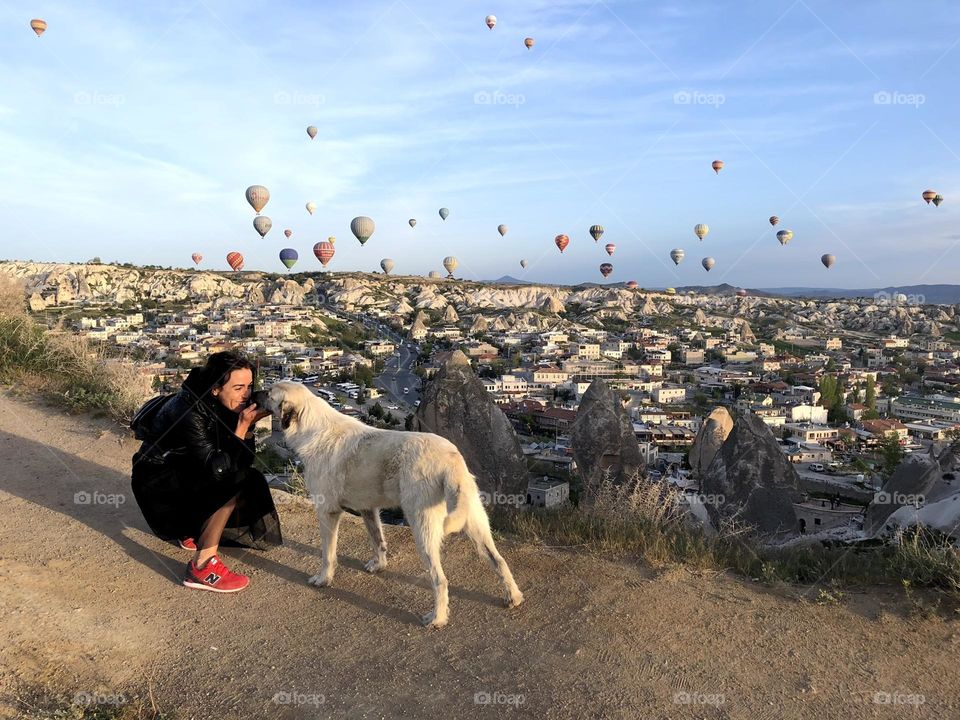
[491,275,533,285]
[757,285,960,304]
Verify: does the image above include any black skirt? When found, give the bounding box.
[131,452,282,550]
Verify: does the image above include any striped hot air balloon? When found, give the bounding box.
[428,270,441,279]
[712,160,724,174]
[245,185,269,214]
[279,248,298,270]
[226,252,244,271]
[922,190,937,204]
[694,224,709,241]
[30,18,47,36]
[589,225,604,242]
[555,234,570,253]
[443,256,458,277]
[769,215,780,227]
[670,248,685,265]
[313,241,335,267]
[351,216,375,245]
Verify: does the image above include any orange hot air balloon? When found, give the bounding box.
[191,253,202,266]
[626,280,638,290]
[604,243,616,256]
[712,160,724,174]
[922,190,937,204]
[30,18,47,36]
[555,234,570,253]
[284,228,293,238]
[226,252,244,272]
[313,241,335,267]
[524,37,535,49]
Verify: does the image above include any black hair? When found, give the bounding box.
[203,351,256,393]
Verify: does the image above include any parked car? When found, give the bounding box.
[403,387,409,394]
[809,463,825,472]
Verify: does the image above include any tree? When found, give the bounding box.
[880,434,904,478]
[818,375,838,410]
[864,376,877,412]
[404,414,414,431]
[369,402,384,420]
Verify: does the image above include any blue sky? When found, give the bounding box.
[2,0,959,288]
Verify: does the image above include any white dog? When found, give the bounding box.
[256,382,524,628]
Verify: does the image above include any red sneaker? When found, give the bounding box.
[183,555,249,593]
[179,538,197,551]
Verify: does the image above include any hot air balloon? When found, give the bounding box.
[604,243,616,256]
[694,224,709,241]
[736,288,748,297]
[408,218,417,228]
[524,37,535,49]
[670,248,685,265]
[712,160,724,174]
[284,228,293,239]
[923,190,937,204]
[555,234,570,253]
[245,185,269,214]
[439,207,450,221]
[328,235,336,246]
[351,216,375,245]
[589,225,604,242]
[665,287,676,295]
[626,280,638,290]
[485,14,497,29]
[443,256,458,277]
[821,253,835,269]
[701,257,715,272]
[380,258,395,275]
[769,216,780,227]
[313,241,335,267]
[428,270,441,279]
[30,18,47,36]
[226,252,244,272]
[253,215,272,238]
[279,248,298,270]
[191,253,202,266]
[777,229,794,246]
[934,194,945,207]
[306,126,318,140]
[599,263,613,279]
[520,259,529,269]
[305,201,317,215]
[498,224,508,237]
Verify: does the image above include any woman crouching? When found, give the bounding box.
[131,351,282,593]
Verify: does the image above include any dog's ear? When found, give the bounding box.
[280,400,299,430]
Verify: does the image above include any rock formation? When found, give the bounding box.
[570,379,645,490]
[689,407,734,476]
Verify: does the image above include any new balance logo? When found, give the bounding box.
[204,572,222,584]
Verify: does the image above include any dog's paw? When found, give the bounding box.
[364,557,387,573]
[420,611,448,629]
[507,591,525,609]
[307,573,332,587]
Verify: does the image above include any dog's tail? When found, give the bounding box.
[442,456,481,535]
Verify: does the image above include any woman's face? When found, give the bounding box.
[212,368,253,412]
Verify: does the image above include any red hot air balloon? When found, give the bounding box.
[226,252,244,271]
[191,253,202,266]
[313,241,335,267]
[604,243,616,256]
[555,234,570,253]
[922,190,937,204]
[626,280,638,290]
[599,263,613,278]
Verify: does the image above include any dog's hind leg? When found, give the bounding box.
[409,508,449,629]
[308,510,342,588]
[361,509,387,573]
[465,509,524,609]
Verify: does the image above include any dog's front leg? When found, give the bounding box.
[361,509,388,573]
[308,510,343,588]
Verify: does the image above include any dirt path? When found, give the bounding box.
[0,391,957,719]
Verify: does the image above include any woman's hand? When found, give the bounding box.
[237,403,271,437]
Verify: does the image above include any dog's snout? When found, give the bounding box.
[250,390,270,410]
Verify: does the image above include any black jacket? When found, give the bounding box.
[138,368,256,482]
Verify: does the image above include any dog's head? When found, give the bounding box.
[258,381,315,431]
